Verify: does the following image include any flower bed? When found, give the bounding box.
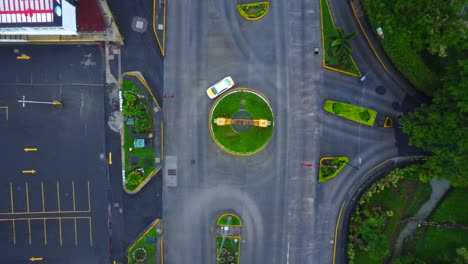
[319,156,349,183]
[323,100,377,126]
[237,2,269,20]
[122,80,156,192]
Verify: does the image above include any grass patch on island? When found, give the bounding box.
[324,100,377,126]
[128,224,158,264]
[216,236,240,264]
[217,214,242,226]
[320,0,361,76]
[237,2,269,20]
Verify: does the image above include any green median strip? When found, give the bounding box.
[319,156,349,183]
[127,222,159,264]
[237,2,269,21]
[324,100,377,126]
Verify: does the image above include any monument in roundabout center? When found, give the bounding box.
[209,88,274,156]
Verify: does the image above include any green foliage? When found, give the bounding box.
[216,236,240,264]
[319,157,348,182]
[217,214,242,226]
[400,59,468,187]
[211,91,274,154]
[327,28,357,66]
[324,100,377,126]
[393,254,426,264]
[237,2,269,20]
[456,247,468,264]
[359,0,468,94]
[320,0,361,76]
[127,224,158,264]
[121,81,154,133]
[125,170,143,191]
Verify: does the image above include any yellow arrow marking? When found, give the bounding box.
[29,257,43,261]
[108,152,112,165]
[17,54,31,60]
[22,170,36,174]
[24,148,38,152]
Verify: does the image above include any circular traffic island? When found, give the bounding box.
[209,88,274,156]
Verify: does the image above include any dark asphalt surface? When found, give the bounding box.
[0,44,110,264]
[107,0,165,262]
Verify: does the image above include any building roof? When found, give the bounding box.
[0,0,62,27]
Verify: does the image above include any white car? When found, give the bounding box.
[206,76,235,99]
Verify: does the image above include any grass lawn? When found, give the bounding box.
[128,226,158,264]
[324,100,377,126]
[217,214,242,226]
[217,236,240,264]
[320,0,361,76]
[211,90,274,154]
[319,156,349,183]
[403,188,468,263]
[237,2,269,20]
[352,177,431,263]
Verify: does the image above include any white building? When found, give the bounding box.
[0,0,76,35]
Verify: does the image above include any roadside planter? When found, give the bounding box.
[127,219,161,264]
[323,100,377,126]
[237,2,269,21]
[319,156,349,183]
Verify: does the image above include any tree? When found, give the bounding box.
[401,59,468,186]
[327,28,356,65]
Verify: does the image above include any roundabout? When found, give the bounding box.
[209,88,274,156]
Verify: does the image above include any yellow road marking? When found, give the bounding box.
[0,216,90,222]
[89,217,93,246]
[0,106,8,120]
[10,182,14,213]
[22,170,36,174]
[24,148,38,152]
[12,220,16,245]
[41,182,45,212]
[29,257,43,261]
[333,202,345,264]
[16,54,31,60]
[74,218,78,246]
[43,219,47,245]
[87,180,91,212]
[72,181,76,211]
[28,219,31,245]
[108,152,112,165]
[57,181,62,246]
[26,182,30,212]
[0,209,90,215]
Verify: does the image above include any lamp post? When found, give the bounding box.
[217,216,232,260]
[360,64,378,82]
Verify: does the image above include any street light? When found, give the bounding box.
[360,65,378,82]
[217,216,232,260]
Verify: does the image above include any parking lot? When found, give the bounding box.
[0,44,109,264]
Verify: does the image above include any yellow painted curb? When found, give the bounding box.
[365,159,391,176]
[153,0,166,56]
[208,88,274,157]
[237,2,269,21]
[332,202,345,264]
[122,72,162,110]
[161,122,164,161]
[350,2,389,74]
[216,213,243,227]
[127,219,160,263]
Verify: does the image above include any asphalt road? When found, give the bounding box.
[162,0,426,263]
[162,0,323,263]
[0,44,110,264]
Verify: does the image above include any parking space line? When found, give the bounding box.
[41,182,45,212]
[43,219,47,245]
[0,216,90,222]
[10,182,14,213]
[89,217,93,246]
[12,220,16,245]
[26,182,30,212]
[28,219,31,245]
[87,180,91,212]
[57,181,62,246]
[72,181,76,211]
[0,106,8,120]
[74,219,78,246]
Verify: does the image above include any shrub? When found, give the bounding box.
[126,170,143,191]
